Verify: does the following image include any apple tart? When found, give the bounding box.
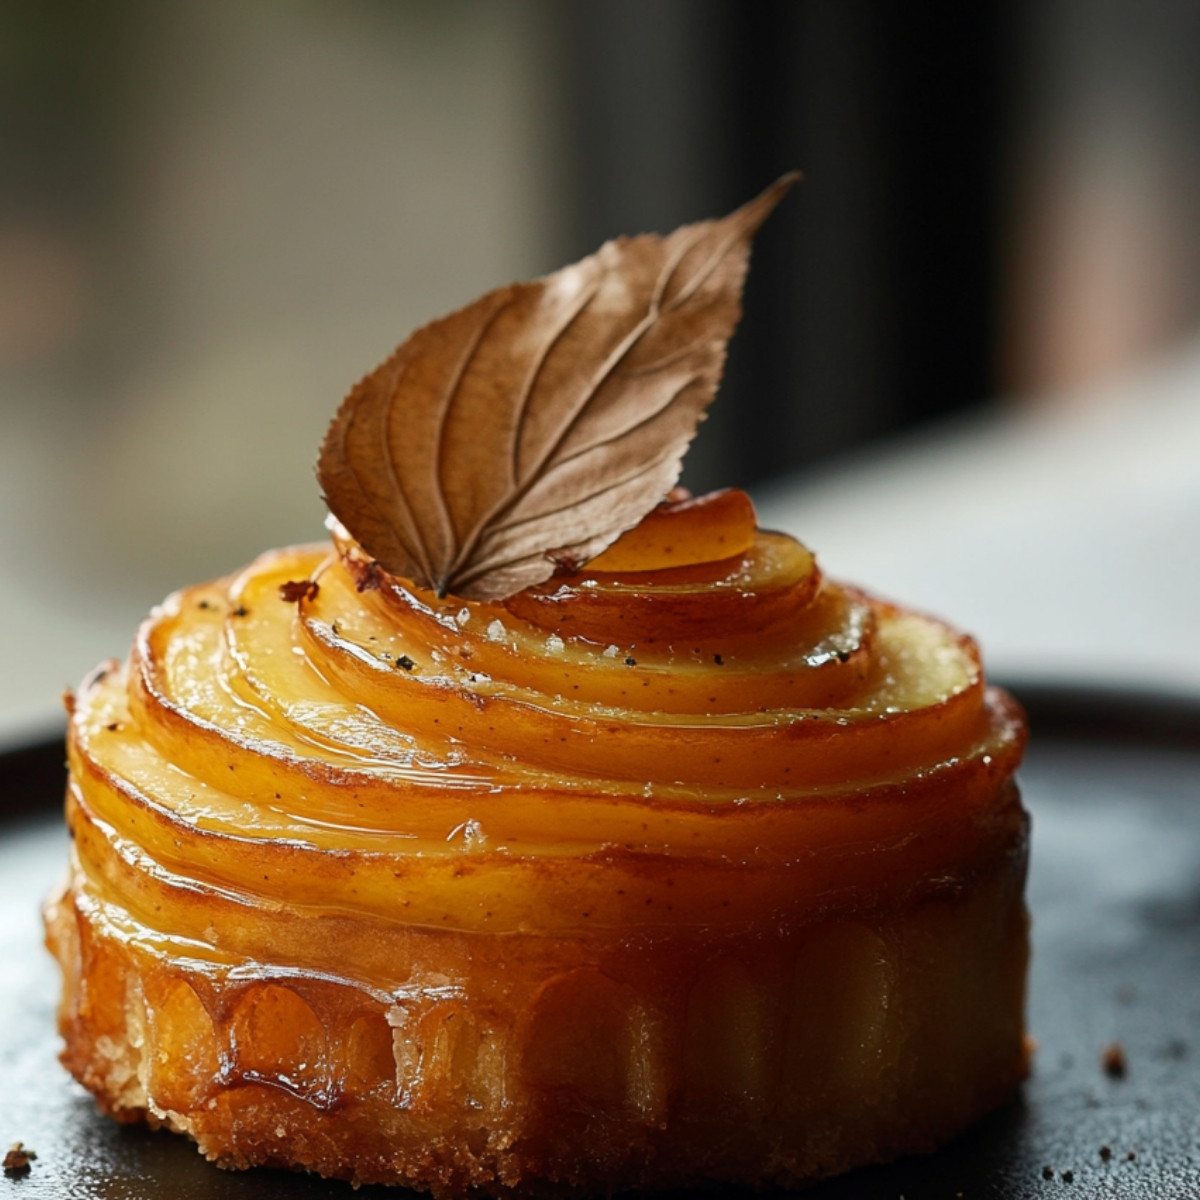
[46,180,1029,1194]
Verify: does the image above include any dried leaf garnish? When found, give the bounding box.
[318,174,795,600]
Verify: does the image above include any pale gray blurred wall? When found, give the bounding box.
[0,0,565,728]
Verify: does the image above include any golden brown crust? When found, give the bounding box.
[47,821,1029,1194]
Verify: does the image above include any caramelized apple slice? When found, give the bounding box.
[312,555,869,715]
[584,488,757,573]
[502,532,822,647]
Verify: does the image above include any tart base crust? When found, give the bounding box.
[46,842,1029,1196]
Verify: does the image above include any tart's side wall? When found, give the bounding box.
[45,830,1029,1195]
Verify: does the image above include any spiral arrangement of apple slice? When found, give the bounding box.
[52,488,1031,1193]
[66,489,1025,948]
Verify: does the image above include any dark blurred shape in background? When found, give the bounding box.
[2,0,1200,725]
[559,0,1018,489]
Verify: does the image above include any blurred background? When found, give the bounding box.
[2,0,1198,733]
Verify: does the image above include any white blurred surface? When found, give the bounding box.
[758,340,1200,698]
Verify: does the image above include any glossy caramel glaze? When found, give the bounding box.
[47,500,1029,1194]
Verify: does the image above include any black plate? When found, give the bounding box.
[3,684,1199,1198]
